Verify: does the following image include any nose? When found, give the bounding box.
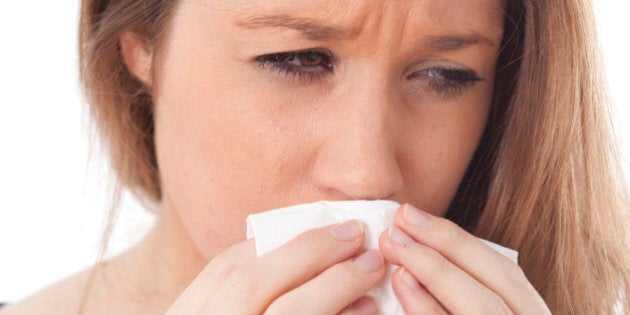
[313,68,404,201]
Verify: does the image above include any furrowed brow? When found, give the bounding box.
[235,14,497,50]
[425,34,496,51]
[235,14,354,41]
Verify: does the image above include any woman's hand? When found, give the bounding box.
[166,220,386,314]
[379,204,551,315]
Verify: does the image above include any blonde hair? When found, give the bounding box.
[79,0,630,313]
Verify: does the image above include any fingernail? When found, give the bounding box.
[401,268,422,291]
[388,227,414,247]
[403,204,432,227]
[329,220,363,241]
[354,251,384,272]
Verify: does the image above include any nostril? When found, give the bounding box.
[312,148,404,201]
[318,187,356,201]
[315,172,403,202]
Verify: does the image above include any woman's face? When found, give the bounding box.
[149,0,505,259]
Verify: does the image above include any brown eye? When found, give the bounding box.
[299,51,324,67]
[257,50,332,69]
[255,49,335,84]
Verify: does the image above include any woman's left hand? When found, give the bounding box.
[379,203,551,314]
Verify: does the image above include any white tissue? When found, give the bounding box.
[246,200,518,315]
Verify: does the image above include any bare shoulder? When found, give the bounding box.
[0,258,168,315]
[0,267,97,315]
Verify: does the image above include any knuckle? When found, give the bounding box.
[205,250,238,279]
[499,259,544,304]
[331,260,360,280]
[422,246,452,277]
[265,296,300,315]
[330,259,381,288]
[501,258,527,284]
[220,268,261,302]
[434,253,452,275]
[291,228,329,254]
[478,294,512,315]
[414,294,450,315]
[440,220,469,246]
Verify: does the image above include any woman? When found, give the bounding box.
[2,0,628,314]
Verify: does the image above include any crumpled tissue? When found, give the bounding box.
[246,200,518,315]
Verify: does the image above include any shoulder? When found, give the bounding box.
[0,268,96,315]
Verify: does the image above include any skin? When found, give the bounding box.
[153,0,502,261]
[1,0,551,314]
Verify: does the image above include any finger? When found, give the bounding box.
[394,203,549,314]
[203,239,257,296]
[166,239,256,314]
[391,267,450,315]
[206,220,365,314]
[381,226,512,315]
[338,296,378,315]
[266,250,386,315]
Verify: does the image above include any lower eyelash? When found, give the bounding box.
[408,69,484,99]
[428,79,479,98]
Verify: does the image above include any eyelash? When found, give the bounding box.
[410,68,485,98]
[254,49,484,98]
[255,49,334,84]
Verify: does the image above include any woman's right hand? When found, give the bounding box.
[165,220,386,314]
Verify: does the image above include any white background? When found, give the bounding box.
[1,1,629,303]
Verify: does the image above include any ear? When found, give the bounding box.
[119,30,153,87]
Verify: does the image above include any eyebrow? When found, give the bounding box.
[235,14,496,50]
[424,35,496,51]
[235,14,354,41]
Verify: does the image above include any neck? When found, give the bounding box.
[88,206,208,313]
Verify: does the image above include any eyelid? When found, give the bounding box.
[404,59,481,77]
[408,68,485,82]
[254,48,335,64]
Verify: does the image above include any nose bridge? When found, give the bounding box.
[313,64,404,200]
[338,63,390,134]
[342,65,395,151]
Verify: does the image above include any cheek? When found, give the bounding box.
[151,40,317,257]
[150,7,495,256]
[400,82,493,214]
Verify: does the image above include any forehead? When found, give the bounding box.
[218,0,505,39]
